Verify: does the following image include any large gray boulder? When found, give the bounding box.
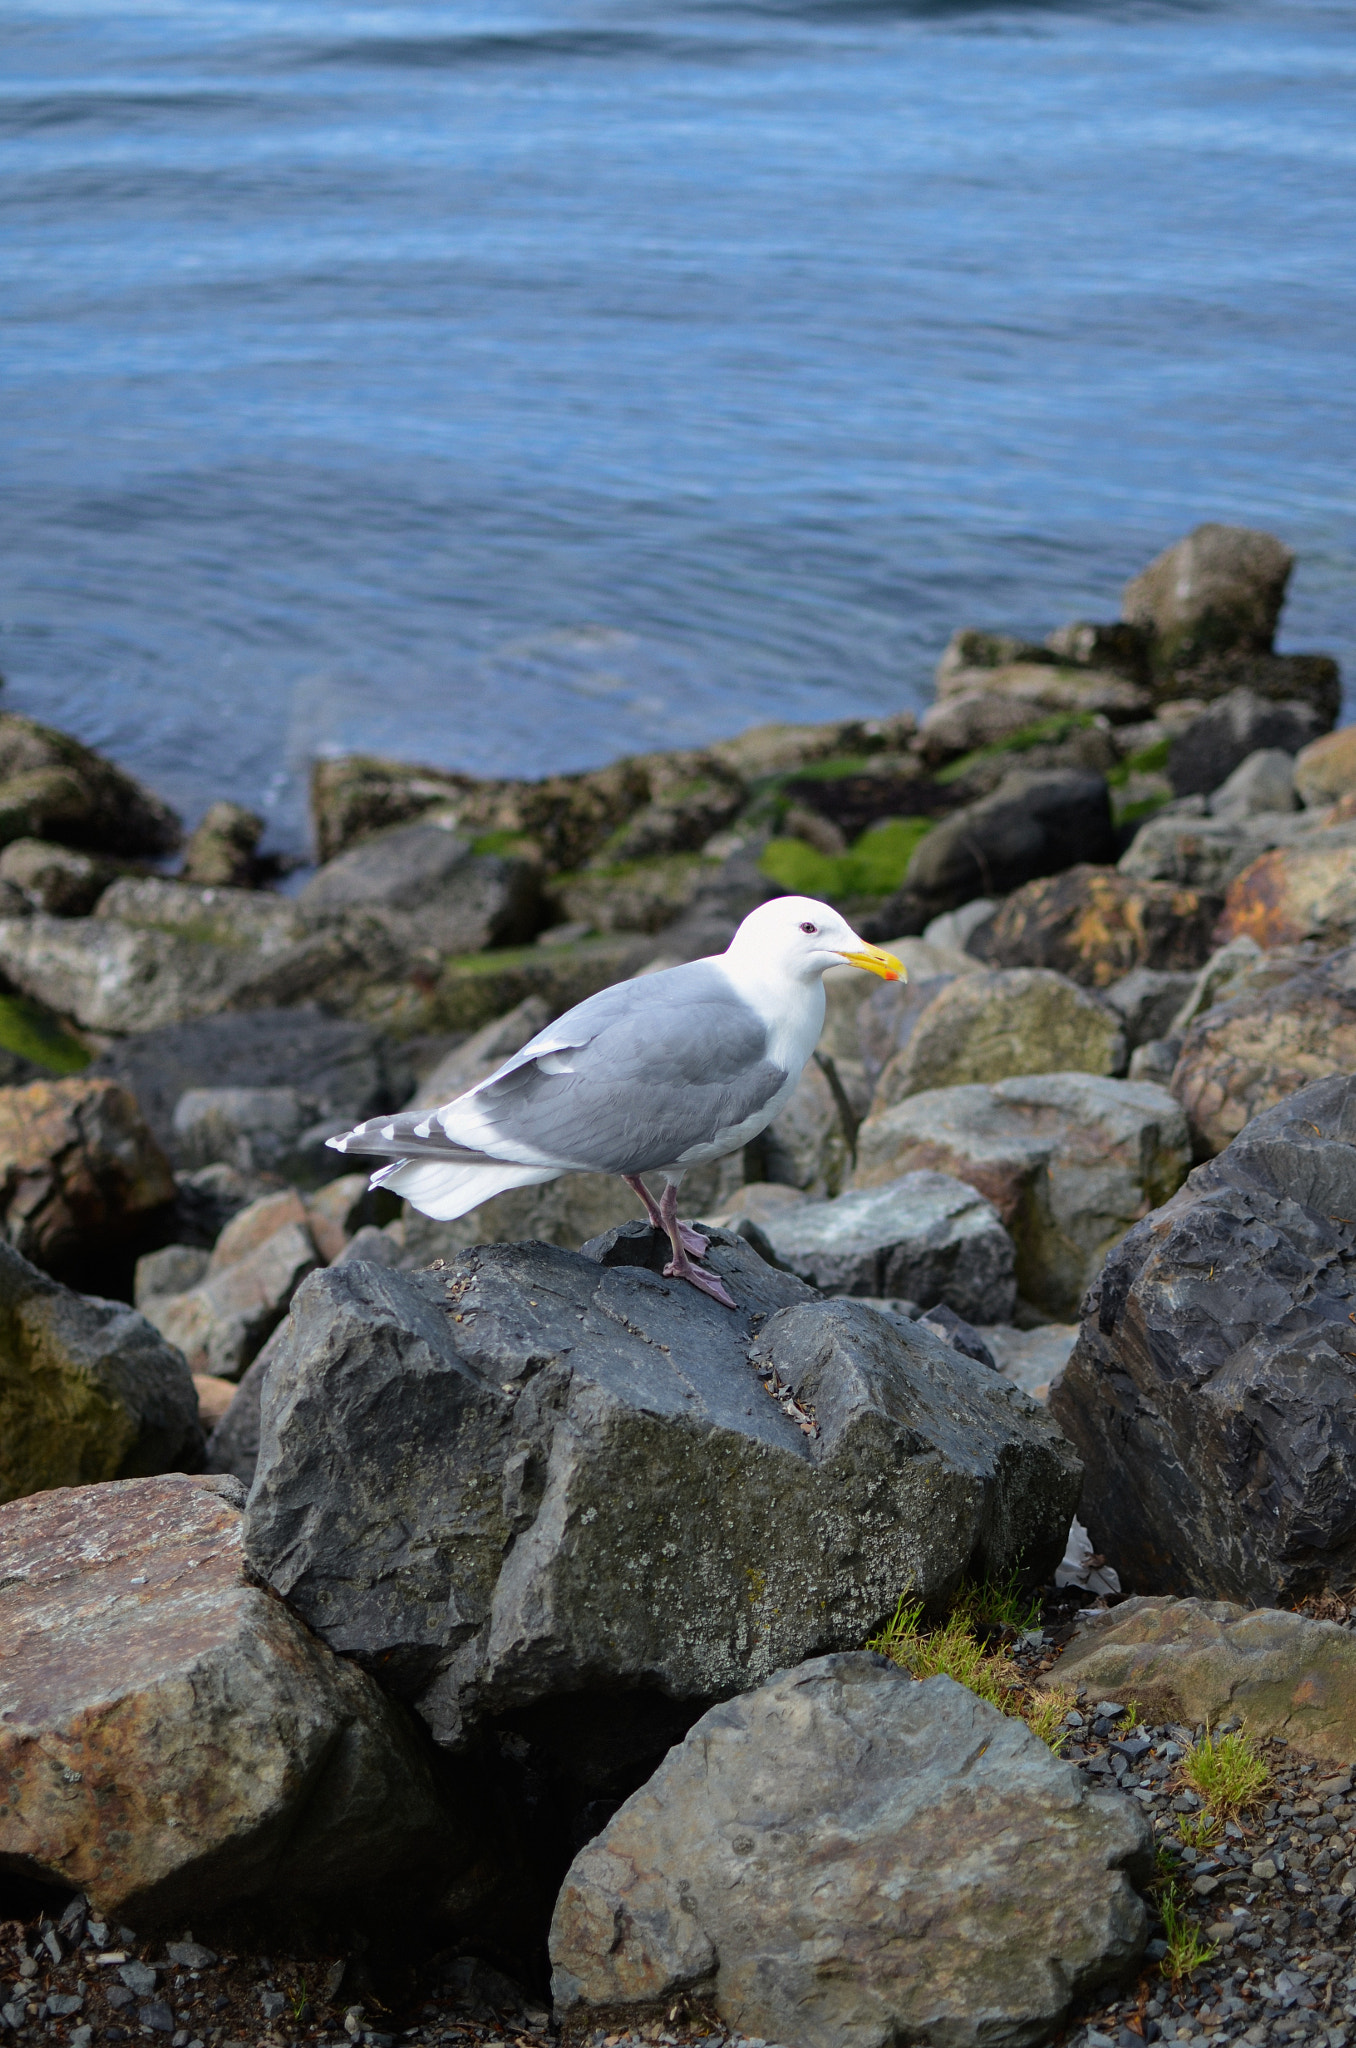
[1121,524,1293,672]
[755,1170,1017,1322]
[1166,690,1323,799]
[869,967,1126,1112]
[881,769,1116,931]
[243,1231,1079,1761]
[298,818,542,952]
[550,1657,1151,2048]
[1050,1073,1356,1604]
[0,1240,203,1505]
[0,1473,476,1928]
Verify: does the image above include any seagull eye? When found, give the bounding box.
[799,921,817,934]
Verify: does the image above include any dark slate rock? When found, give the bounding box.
[1167,690,1324,799]
[873,769,1116,934]
[90,1008,413,1163]
[916,1302,999,1369]
[244,1235,1079,1764]
[1050,1073,1356,1604]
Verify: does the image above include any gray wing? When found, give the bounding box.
[330,960,786,1176]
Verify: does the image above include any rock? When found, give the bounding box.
[554,853,721,937]
[1046,619,1154,684]
[0,1240,202,1503]
[0,1077,176,1285]
[754,1170,1017,1320]
[1166,651,1341,725]
[180,802,265,888]
[1208,747,1297,819]
[1214,828,1356,952]
[90,1009,412,1163]
[1166,691,1323,799]
[299,819,543,952]
[1295,726,1356,809]
[169,1086,349,1186]
[404,933,652,1038]
[408,1000,550,1110]
[305,1171,390,1262]
[0,912,241,1034]
[0,838,113,916]
[981,1323,1078,1403]
[1043,1597,1356,1763]
[333,1223,402,1269]
[549,1657,1150,2048]
[760,1054,858,1196]
[169,1160,275,1249]
[935,628,1060,689]
[924,898,998,953]
[0,712,180,857]
[243,1238,1079,1753]
[915,691,1111,767]
[879,770,1117,931]
[1169,944,1356,1157]
[1121,525,1294,672]
[203,1322,287,1487]
[134,1243,210,1308]
[1050,1073,1356,1602]
[597,753,745,862]
[970,865,1221,987]
[0,1473,470,1925]
[193,1373,236,1429]
[708,713,916,781]
[1102,967,1197,1051]
[141,1191,320,1379]
[914,1302,998,1367]
[854,1075,1190,1319]
[1117,808,1312,895]
[933,639,1151,723]
[869,968,1126,1112]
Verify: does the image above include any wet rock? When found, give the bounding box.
[869,967,1126,1113]
[0,1240,202,1504]
[299,818,543,952]
[755,1170,1017,1320]
[1169,944,1356,1158]
[1049,1073,1356,1602]
[879,770,1117,932]
[0,1473,469,1924]
[0,1077,176,1285]
[1295,726,1356,810]
[1214,827,1356,952]
[0,838,113,916]
[90,1009,412,1164]
[0,712,180,857]
[1166,691,1323,799]
[181,802,265,889]
[855,1074,1190,1319]
[550,1657,1150,2048]
[141,1191,319,1379]
[243,1238,1079,1751]
[1121,524,1293,674]
[1043,1597,1356,1763]
[969,864,1221,987]
[1102,967,1197,1052]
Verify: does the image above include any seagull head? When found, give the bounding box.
[726,896,905,986]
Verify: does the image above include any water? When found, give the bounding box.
[3,0,1353,856]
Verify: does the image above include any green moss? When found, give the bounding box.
[759,816,933,902]
[0,995,89,1075]
[935,710,1100,787]
[779,754,878,784]
[470,829,538,859]
[1106,735,1171,788]
[1113,792,1170,828]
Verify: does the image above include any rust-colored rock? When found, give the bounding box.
[0,1077,175,1281]
[0,1473,471,1926]
[1215,831,1356,951]
[143,1194,319,1379]
[972,865,1220,989]
[1170,944,1356,1157]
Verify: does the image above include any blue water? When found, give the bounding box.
[2,0,1353,855]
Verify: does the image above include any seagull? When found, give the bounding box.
[328,895,904,1308]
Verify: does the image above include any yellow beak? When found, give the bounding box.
[837,944,905,983]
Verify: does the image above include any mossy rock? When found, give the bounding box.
[0,993,89,1077]
[759,818,934,905]
[556,853,716,935]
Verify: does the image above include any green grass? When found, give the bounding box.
[1176,1810,1223,1852]
[867,1577,1068,1750]
[759,816,933,901]
[0,994,90,1075]
[934,710,1101,787]
[1180,1725,1270,1814]
[1158,1879,1217,1982]
[952,1564,1042,1636]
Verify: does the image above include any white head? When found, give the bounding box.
[724,896,905,986]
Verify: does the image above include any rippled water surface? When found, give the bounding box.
[3,0,1353,850]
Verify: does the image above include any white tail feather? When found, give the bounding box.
[373,1157,560,1220]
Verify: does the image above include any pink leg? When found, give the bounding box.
[623,1173,708,1259]
[659,1181,735,1310]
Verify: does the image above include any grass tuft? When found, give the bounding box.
[952,1563,1042,1636]
[1158,1879,1216,1981]
[1180,1724,1270,1815]
[1175,1809,1223,1852]
[867,1579,1067,1749]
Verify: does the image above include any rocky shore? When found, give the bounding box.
[3,522,1356,2048]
